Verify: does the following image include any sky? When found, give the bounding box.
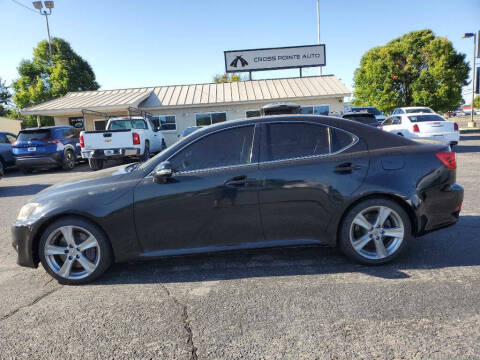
[1,0,479,101]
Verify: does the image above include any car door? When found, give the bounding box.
[146,119,162,152]
[257,121,369,243]
[1,133,16,165]
[133,124,264,254]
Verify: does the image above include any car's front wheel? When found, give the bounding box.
[339,198,411,264]
[38,217,113,284]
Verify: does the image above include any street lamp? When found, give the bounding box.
[462,32,477,128]
[32,1,54,62]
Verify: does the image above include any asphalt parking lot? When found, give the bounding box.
[0,134,479,359]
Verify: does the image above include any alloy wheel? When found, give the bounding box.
[44,225,101,280]
[349,206,405,260]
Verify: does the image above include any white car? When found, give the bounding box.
[80,117,166,170]
[380,113,459,146]
[392,106,434,115]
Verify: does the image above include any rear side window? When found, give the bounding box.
[170,125,254,172]
[330,128,355,153]
[17,129,51,142]
[261,123,330,162]
[408,114,445,122]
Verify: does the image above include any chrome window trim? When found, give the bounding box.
[145,120,359,178]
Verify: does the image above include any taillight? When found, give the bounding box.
[454,122,459,131]
[412,124,420,133]
[455,203,462,211]
[132,132,140,145]
[79,135,84,148]
[436,151,456,170]
[46,138,61,144]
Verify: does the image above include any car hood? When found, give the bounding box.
[31,164,141,204]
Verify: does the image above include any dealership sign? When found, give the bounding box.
[224,44,326,73]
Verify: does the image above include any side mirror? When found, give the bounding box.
[153,161,173,184]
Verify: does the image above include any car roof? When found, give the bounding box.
[342,112,375,117]
[398,106,431,110]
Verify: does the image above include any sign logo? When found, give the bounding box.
[230,55,249,68]
[105,138,111,143]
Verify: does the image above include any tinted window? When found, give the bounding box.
[95,120,107,131]
[151,115,176,131]
[352,107,381,115]
[0,133,8,144]
[330,128,355,153]
[343,114,377,125]
[18,129,51,141]
[408,114,445,122]
[195,112,227,126]
[262,123,330,162]
[5,134,16,143]
[108,119,147,130]
[246,110,261,118]
[300,105,330,116]
[170,125,254,172]
[405,108,433,114]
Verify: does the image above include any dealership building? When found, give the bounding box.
[21,75,350,146]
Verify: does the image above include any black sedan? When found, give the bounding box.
[12,115,463,284]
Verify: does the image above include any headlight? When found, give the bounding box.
[17,203,40,221]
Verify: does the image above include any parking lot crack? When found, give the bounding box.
[159,284,198,360]
[0,286,61,321]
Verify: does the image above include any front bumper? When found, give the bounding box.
[14,153,62,168]
[12,221,38,268]
[81,148,140,159]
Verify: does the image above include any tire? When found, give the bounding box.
[339,197,411,265]
[88,158,104,171]
[142,141,150,162]
[38,216,113,285]
[20,167,33,175]
[62,150,75,171]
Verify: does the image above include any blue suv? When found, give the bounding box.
[13,126,81,174]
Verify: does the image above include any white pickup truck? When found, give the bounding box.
[80,117,166,170]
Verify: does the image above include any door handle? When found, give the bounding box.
[224,175,247,188]
[334,163,362,174]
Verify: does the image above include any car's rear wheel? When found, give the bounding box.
[62,150,75,171]
[88,158,104,171]
[339,198,411,264]
[38,217,113,284]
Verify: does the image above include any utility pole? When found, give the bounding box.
[32,1,54,63]
[462,31,478,128]
[317,0,322,76]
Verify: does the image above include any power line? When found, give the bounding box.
[9,0,38,14]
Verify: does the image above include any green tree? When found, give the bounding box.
[0,77,11,116]
[213,73,242,83]
[353,29,469,113]
[473,94,480,109]
[12,38,99,113]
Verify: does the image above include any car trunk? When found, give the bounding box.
[416,121,455,134]
[14,129,58,156]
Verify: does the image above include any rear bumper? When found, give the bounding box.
[81,148,140,159]
[417,183,464,236]
[12,221,38,268]
[14,153,62,168]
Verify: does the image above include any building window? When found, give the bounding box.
[69,117,84,129]
[94,120,107,131]
[300,105,330,116]
[195,112,227,126]
[151,115,176,131]
[246,110,261,118]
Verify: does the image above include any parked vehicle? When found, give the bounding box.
[342,112,378,126]
[380,113,459,146]
[350,106,386,123]
[0,131,17,171]
[0,159,3,180]
[392,107,434,114]
[80,117,166,171]
[12,115,463,284]
[12,126,80,174]
[178,126,201,139]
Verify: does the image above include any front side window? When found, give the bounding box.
[300,105,330,116]
[246,110,261,118]
[261,123,330,162]
[195,112,227,126]
[170,125,254,172]
[151,115,176,131]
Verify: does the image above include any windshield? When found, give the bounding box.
[408,114,445,122]
[108,119,147,130]
[17,129,51,142]
[351,107,382,115]
[405,108,433,114]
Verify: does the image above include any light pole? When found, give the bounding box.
[32,1,54,62]
[316,0,322,76]
[462,32,477,128]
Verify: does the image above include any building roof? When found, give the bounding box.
[21,75,350,116]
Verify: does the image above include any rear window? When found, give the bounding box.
[351,107,381,115]
[343,114,377,124]
[17,129,51,142]
[408,114,445,122]
[108,119,147,130]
